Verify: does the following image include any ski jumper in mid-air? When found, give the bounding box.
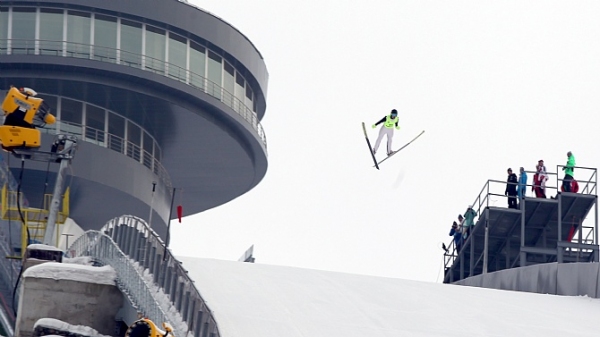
[372,109,400,156]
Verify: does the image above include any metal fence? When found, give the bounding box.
[69,215,220,337]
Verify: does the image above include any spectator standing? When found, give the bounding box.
[562,151,576,192]
[533,160,548,198]
[449,221,462,253]
[506,168,518,209]
[517,167,528,207]
[462,205,477,239]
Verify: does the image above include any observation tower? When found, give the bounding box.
[0,0,269,237]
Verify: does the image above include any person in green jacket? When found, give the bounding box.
[562,151,576,192]
[371,109,400,156]
[461,205,477,239]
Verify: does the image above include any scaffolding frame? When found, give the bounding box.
[443,165,598,283]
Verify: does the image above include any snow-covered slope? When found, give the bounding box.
[177,256,600,337]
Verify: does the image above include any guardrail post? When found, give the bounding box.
[483,218,488,274]
[132,229,142,261]
[520,195,526,267]
[469,232,474,278]
[557,193,563,263]
[176,281,185,312]
[194,310,204,337]
[114,224,123,248]
[169,272,178,299]
[153,252,162,285]
[181,290,191,325]
[162,263,172,291]
[142,240,152,270]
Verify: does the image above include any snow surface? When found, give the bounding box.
[34,318,111,337]
[23,262,116,286]
[62,256,94,266]
[27,244,64,252]
[177,256,600,337]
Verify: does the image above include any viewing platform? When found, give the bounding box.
[444,165,598,284]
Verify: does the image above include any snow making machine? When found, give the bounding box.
[125,318,175,337]
[0,86,77,253]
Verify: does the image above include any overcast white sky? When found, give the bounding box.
[171,0,600,282]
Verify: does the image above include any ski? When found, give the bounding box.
[375,130,425,166]
[362,122,379,170]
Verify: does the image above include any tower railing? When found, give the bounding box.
[39,121,173,192]
[0,39,267,151]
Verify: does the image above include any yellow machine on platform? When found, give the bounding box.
[0,86,56,149]
[125,318,175,337]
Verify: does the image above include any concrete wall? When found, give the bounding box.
[454,262,600,298]
[15,269,123,337]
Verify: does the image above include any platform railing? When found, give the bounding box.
[443,167,598,275]
[556,165,597,195]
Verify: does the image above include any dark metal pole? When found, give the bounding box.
[163,187,176,261]
[148,181,157,228]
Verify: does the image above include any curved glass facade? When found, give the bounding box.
[38,94,171,188]
[0,5,266,146]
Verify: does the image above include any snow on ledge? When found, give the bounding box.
[23,262,117,286]
[63,256,94,266]
[34,318,111,337]
[27,244,64,252]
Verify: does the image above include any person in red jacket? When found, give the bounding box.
[532,160,548,198]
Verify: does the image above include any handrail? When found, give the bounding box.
[70,215,221,337]
[0,38,267,150]
[556,165,597,195]
[39,121,173,191]
[68,231,187,336]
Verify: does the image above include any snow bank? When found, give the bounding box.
[23,262,116,285]
[34,318,111,337]
[27,244,63,252]
[62,256,94,266]
[177,256,600,337]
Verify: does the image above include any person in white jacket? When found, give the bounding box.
[533,160,548,198]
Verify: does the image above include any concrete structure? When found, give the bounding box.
[0,0,269,237]
[16,263,123,337]
[454,262,600,298]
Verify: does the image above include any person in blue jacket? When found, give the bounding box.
[449,221,462,253]
[517,167,528,207]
